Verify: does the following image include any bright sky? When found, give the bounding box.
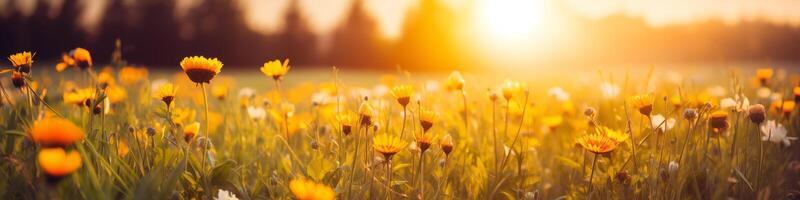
[5,0,800,39]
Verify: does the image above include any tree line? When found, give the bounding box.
[2,0,800,70]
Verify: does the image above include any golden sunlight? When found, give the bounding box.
[475,0,545,42]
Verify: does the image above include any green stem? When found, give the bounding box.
[588,154,598,200]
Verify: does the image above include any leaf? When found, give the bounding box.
[211,160,237,185]
[307,155,335,181]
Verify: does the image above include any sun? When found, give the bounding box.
[476,0,545,42]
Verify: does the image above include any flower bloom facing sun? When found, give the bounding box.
[358,100,375,126]
[180,56,223,84]
[63,88,95,107]
[8,51,33,73]
[415,132,436,153]
[38,148,82,180]
[289,178,335,200]
[577,134,618,154]
[55,53,76,72]
[335,112,357,135]
[445,71,465,91]
[419,109,437,132]
[154,83,178,106]
[30,118,85,147]
[596,126,628,143]
[391,85,414,107]
[755,68,773,86]
[501,80,522,101]
[373,134,408,160]
[183,122,200,143]
[632,94,655,116]
[73,47,93,70]
[260,59,290,80]
[440,134,454,155]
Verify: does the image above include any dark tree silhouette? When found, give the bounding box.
[327,0,387,68]
[273,0,319,66]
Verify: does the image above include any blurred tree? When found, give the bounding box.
[392,0,466,70]
[97,0,138,60]
[126,0,182,65]
[273,0,319,66]
[327,0,387,68]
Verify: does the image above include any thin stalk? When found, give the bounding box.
[492,100,499,177]
[200,84,210,173]
[622,102,639,173]
[416,152,425,198]
[678,120,695,163]
[461,90,468,133]
[588,154,599,200]
[346,126,364,199]
[399,106,407,139]
[756,128,771,191]
[387,160,393,200]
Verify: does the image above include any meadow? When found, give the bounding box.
[1,48,800,200]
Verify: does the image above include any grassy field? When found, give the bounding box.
[2,51,800,200]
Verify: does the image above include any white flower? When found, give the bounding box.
[246,106,266,120]
[720,98,737,110]
[215,189,239,200]
[547,87,570,102]
[238,87,257,98]
[760,120,797,146]
[650,114,676,132]
[720,95,749,112]
[600,82,620,99]
[756,87,771,99]
[668,161,679,173]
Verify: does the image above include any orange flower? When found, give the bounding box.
[414,132,436,153]
[73,47,92,70]
[501,81,522,101]
[38,148,82,177]
[755,68,773,86]
[419,109,437,132]
[440,134,454,155]
[445,71,465,91]
[183,122,200,143]
[55,53,76,72]
[119,66,148,85]
[577,134,618,154]
[373,134,408,160]
[30,118,85,147]
[180,56,223,84]
[632,94,655,116]
[391,85,414,107]
[8,51,33,73]
[154,83,178,106]
[260,59,290,80]
[289,178,335,200]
